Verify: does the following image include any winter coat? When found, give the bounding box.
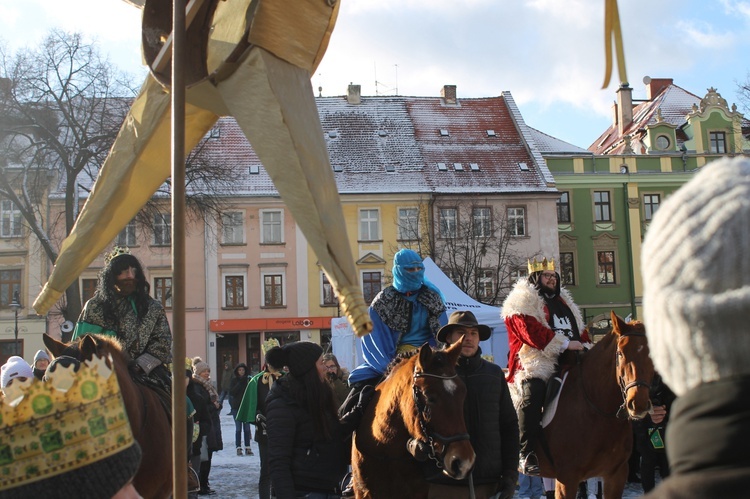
[229,363,249,413]
[425,347,519,487]
[265,376,348,498]
[644,376,750,498]
[187,378,213,455]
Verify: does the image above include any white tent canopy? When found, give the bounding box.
[332,257,509,372]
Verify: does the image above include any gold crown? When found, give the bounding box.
[0,354,134,491]
[104,246,131,265]
[528,257,555,274]
[262,338,281,355]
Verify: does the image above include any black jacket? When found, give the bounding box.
[229,363,249,412]
[265,376,348,499]
[187,378,213,455]
[644,376,750,498]
[425,347,520,487]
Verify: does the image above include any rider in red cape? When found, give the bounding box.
[501,257,591,476]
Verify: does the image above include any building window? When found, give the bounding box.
[81,278,97,303]
[263,274,284,307]
[477,269,494,301]
[154,277,172,309]
[439,208,457,238]
[709,131,727,154]
[321,273,337,306]
[222,211,245,244]
[593,191,612,222]
[597,251,616,284]
[509,268,527,284]
[398,208,419,240]
[153,212,171,245]
[655,135,671,150]
[0,200,22,238]
[225,275,245,308]
[359,209,380,241]
[362,271,382,304]
[116,220,136,247]
[643,194,661,222]
[472,207,492,237]
[560,252,576,286]
[260,210,283,244]
[508,207,526,237]
[0,270,21,307]
[557,192,571,223]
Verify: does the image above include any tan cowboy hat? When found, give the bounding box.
[437,310,492,343]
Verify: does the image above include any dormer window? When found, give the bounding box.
[655,135,671,151]
[439,129,449,137]
[709,131,727,154]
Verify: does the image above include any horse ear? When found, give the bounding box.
[43,333,67,359]
[445,335,464,365]
[610,310,626,335]
[417,342,432,370]
[80,334,99,360]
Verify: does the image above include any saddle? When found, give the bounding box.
[130,364,173,422]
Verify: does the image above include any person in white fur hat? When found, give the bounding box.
[501,257,591,476]
[0,355,33,394]
[641,156,750,498]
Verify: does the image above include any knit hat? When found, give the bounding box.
[33,350,50,366]
[282,342,323,377]
[192,357,210,376]
[1,356,33,388]
[642,156,750,397]
[264,346,285,371]
[0,353,142,498]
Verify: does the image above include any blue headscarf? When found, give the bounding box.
[392,249,425,293]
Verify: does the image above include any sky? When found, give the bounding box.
[1,0,749,148]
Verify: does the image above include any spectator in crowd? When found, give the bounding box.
[632,373,675,493]
[188,357,223,496]
[265,342,349,499]
[423,311,519,499]
[229,362,254,456]
[641,156,750,497]
[219,359,233,407]
[237,340,285,499]
[322,353,349,408]
[32,349,50,380]
[0,355,33,397]
[518,473,544,499]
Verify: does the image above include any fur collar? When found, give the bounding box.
[501,278,584,332]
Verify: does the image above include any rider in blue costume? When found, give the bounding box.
[347,249,447,392]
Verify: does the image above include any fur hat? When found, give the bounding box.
[437,310,491,343]
[192,357,210,376]
[282,342,323,377]
[1,356,33,388]
[642,157,750,396]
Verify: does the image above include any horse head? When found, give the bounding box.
[409,340,476,480]
[610,311,654,419]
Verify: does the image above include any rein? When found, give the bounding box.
[578,330,650,420]
[412,370,471,468]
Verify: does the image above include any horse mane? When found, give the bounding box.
[383,349,419,377]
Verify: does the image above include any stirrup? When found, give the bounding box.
[519,451,540,476]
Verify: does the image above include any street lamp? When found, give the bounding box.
[9,291,21,356]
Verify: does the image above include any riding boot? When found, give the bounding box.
[338,378,379,418]
[518,377,546,475]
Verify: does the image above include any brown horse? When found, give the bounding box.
[351,340,476,499]
[538,311,654,498]
[43,333,172,499]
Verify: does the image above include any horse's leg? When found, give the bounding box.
[555,479,580,499]
[601,460,628,499]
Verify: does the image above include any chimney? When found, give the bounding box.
[616,83,633,135]
[441,85,457,105]
[645,77,673,100]
[347,83,361,105]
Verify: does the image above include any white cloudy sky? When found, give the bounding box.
[2,0,749,148]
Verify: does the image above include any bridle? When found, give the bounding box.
[412,369,471,468]
[579,329,652,420]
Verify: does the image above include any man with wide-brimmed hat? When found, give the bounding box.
[501,258,591,476]
[421,310,519,499]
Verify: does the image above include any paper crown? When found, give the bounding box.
[528,257,555,274]
[0,354,134,491]
[262,338,281,355]
[104,245,131,265]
